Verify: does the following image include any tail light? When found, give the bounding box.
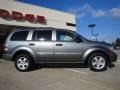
[3,44,8,52]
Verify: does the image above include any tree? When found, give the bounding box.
[102,41,106,43]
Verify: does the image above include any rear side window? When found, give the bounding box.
[10,31,29,41]
[32,30,52,41]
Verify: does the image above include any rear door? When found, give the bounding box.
[54,30,84,62]
[28,30,54,62]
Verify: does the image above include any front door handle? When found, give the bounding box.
[56,44,63,46]
[29,43,35,46]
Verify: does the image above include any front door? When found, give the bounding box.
[54,30,84,62]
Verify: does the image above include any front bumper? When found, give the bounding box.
[109,51,117,62]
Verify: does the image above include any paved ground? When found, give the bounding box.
[0,50,120,90]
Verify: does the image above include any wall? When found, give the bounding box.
[0,0,76,31]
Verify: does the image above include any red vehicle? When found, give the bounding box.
[0,32,9,57]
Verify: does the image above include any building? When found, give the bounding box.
[0,0,76,55]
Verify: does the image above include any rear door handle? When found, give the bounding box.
[29,43,35,46]
[56,44,63,46]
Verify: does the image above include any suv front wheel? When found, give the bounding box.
[14,53,33,72]
[88,53,108,72]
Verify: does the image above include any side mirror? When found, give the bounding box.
[74,36,82,43]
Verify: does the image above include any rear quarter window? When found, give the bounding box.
[10,31,29,41]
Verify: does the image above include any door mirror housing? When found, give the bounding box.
[74,36,82,43]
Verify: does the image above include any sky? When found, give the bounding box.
[17,0,120,43]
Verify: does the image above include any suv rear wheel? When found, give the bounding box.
[14,53,33,72]
[88,53,108,72]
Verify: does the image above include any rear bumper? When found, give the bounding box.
[109,51,117,62]
[3,53,12,60]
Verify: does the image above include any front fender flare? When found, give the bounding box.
[82,46,109,62]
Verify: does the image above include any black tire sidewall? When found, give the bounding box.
[15,54,32,72]
[88,53,108,72]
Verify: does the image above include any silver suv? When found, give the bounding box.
[3,28,117,72]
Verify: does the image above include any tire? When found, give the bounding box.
[14,53,33,72]
[88,52,108,72]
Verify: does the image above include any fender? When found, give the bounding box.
[82,46,109,62]
[11,45,36,61]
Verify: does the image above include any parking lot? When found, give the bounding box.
[0,50,120,90]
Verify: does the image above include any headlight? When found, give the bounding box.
[108,46,114,52]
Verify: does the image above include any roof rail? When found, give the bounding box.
[34,27,59,30]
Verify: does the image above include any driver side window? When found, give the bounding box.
[57,31,74,42]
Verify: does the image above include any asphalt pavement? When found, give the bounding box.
[0,50,120,90]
